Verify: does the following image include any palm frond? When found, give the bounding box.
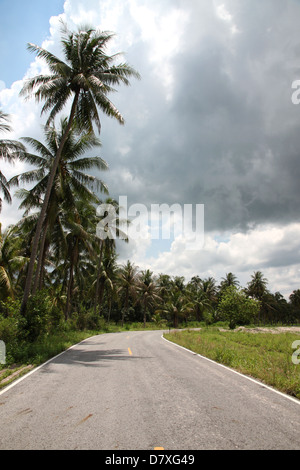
[0,140,26,162]
[70,169,109,194]
[0,171,12,206]
[0,110,12,133]
[26,43,69,74]
[68,156,108,172]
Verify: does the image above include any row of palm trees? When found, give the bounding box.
[1,205,300,327]
[0,22,140,317]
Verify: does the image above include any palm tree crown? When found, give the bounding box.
[20,23,140,132]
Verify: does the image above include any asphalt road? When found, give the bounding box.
[0,329,299,450]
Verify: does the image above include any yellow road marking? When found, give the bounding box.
[154,447,165,450]
[128,347,133,356]
[76,414,93,426]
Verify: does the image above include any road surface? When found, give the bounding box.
[0,330,299,450]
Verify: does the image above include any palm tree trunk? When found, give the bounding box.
[20,92,80,316]
[38,238,50,290]
[107,296,112,324]
[32,219,48,295]
[174,310,178,328]
[122,292,128,327]
[65,261,74,321]
[94,239,104,315]
[65,242,77,321]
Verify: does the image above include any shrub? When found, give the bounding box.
[23,291,52,341]
[0,315,19,345]
[218,285,260,329]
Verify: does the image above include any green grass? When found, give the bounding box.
[164,328,300,400]
[0,329,97,389]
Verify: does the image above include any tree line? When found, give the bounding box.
[0,23,300,343]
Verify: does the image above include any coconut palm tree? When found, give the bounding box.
[12,118,108,295]
[220,272,239,289]
[156,289,191,328]
[63,202,98,319]
[19,23,140,314]
[94,197,129,315]
[246,271,269,324]
[218,272,240,299]
[137,270,161,327]
[200,277,218,303]
[117,261,139,326]
[246,271,268,301]
[95,249,118,320]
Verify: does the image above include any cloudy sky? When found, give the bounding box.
[1,0,300,297]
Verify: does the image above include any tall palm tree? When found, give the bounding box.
[246,271,269,324]
[94,197,128,315]
[0,110,26,211]
[156,289,191,328]
[200,277,218,303]
[117,260,138,326]
[95,249,118,319]
[220,272,239,289]
[137,270,161,327]
[13,118,108,295]
[218,272,239,298]
[246,271,268,301]
[63,203,98,319]
[19,23,140,314]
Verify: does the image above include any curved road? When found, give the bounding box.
[0,330,299,450]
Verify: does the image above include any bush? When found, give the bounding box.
[0,315,19,345]
[0,299,25,341]
[218,285,260,329]
[72,309,109,331]
[23,291,52,341]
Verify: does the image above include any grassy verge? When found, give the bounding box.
[0,329,98,390]
[164,328,300,400]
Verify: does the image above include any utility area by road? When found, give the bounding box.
[0,330,299,450]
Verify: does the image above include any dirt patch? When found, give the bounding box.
[231,326,300,334]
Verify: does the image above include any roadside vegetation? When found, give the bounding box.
[1,23,300,394]
[164,328,300,400]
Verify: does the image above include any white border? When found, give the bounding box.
[162,334,300,406]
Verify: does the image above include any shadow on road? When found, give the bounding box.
[41,347,153,370]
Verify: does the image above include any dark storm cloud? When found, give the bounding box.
[100,0,300,234]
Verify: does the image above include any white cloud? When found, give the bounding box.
[117,222,300,298]
[216,3,232,22]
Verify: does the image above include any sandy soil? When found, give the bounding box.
[233,326,300,334]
